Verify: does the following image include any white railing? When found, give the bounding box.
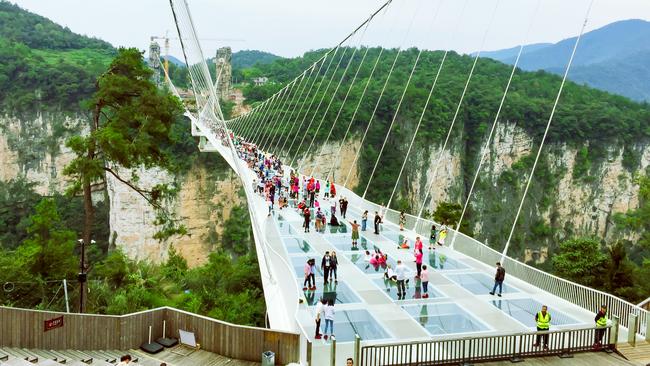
[326,182,647,339]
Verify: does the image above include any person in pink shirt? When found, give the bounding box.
[414,236,423,252]
[421,264,429,298]
[415,248,423,278]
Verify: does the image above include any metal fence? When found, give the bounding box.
[360,326,612,366]
[331,183,648,339]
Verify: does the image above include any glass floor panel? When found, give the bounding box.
[283,237,317,255]
[373,278,445,301]
[301,281,361,306]
[291,256,324,278]
[402,303,490,336]
[325,235,378,252]
[444,272,519,295]
[344,251,397,274]
[381,231,407,245]
[322,309,391,342]
[490,298,582,329]
[423,251,468,270]
[276,220,301,236]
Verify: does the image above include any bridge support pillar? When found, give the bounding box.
[330,336,336,366]
[628,314,637,346]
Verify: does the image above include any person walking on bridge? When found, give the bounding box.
[395,260,408,300]
[489,262,506,297]
[593,304,608,349]
[324,180,331,198]
[314,297,325,339]
[303,207,311,233]
[349,220,360,248]
[361,210,368,231]
[374,211,382,234]
[340,197,349,218]
[321,252,332,285]
[533,305,551,350]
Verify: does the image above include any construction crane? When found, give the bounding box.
[151,31,244,75]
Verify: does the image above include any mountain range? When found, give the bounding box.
[481,19,650,101]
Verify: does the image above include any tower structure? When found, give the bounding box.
[215,46,232,99]
[148,40,162,85]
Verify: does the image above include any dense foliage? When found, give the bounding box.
[0,1,115,114]
[553,237,649,302]
[240,47,650,201]
[232,50,281,70]
[0,187,265,325]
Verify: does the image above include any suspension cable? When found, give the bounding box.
[413,0,490,227]
[307,12,378,178]
[449,0,541,250]
[275,63,320,155]
[344,0,423,188]
[501,0,594,262]
[297,32,366,174]
[266,70,310,152]
[385,0,452,210]
[362,0,439,199]
[286,47,343,166]
[271,67,313,152]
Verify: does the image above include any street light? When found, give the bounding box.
[77,239,95,313]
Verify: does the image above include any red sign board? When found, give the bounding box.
[44,316,64,332]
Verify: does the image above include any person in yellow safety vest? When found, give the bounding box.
[533,305,551,350]
[593,304,608,349]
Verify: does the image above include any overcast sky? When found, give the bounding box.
[11,0,650,59]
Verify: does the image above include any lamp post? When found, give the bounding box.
[77,239,95,313]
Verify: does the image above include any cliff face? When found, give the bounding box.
[0,113,244,267]
[0,114,82,194]
[106,162,244,266]
[2,113,646,265]
[400,122,647,260]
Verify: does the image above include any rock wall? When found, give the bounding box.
[404,122,648,259]
[106,162,244,266]
[0,114,83,194]
[2,112,648,265]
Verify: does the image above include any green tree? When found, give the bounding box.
[64,48,185,249]
[0,198,77,308]
[222,205,253,256]
[432,201,473,235]
[552,237,607,288]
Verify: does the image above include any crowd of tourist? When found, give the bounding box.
[227,135,611,350]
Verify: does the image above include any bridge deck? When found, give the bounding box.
[205,137,634,365]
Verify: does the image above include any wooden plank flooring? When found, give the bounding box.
[617,342,650,366]
[478,352,638,366]
[130,346,260,366]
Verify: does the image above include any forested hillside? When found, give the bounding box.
[239,47,650,301]
[0,1,115,114]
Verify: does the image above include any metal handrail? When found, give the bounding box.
[327,183,648,338]
[361,325,614,366]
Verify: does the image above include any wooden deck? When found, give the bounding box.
[617,342,650,366]
[479,351,638,366]
[129,347,261,366]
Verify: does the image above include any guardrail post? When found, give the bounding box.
[645,314,650,342]
[609,316,619,347]
[627,314,637,346]
[330,336,336,366]
[559,331,572,358]
[354,335,360,366]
